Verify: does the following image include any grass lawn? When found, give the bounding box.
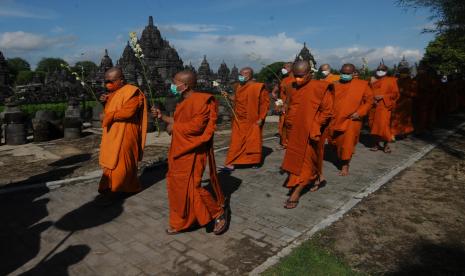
[263,239,361,276]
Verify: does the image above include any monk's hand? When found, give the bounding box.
[100,93,109,103]
[256,119,263,126]
[221,91,229,98]
[151,106,162,119]
[374,95,383,101]
[350,112,360,120]
[166,123,173,135]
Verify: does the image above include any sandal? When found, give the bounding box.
[213,209,229,235]
[165,228,181,235]
[283,199,299,209]
[218,166,235,172]
[370,145,381,151]
[383,145,392,154]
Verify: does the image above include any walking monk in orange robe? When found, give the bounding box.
[98,67,148,203]
[152,70,227,235]
[390,67,416,138]
[281,61,333,209]
[319,64,340,83]
[369,64,399,153]
[221,67,270,171]
[272,62,294,148]
[329,64,373,176]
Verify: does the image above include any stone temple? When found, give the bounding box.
[295,42,317,68]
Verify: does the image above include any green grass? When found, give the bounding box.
[263,240,362,276]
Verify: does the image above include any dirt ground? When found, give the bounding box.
[312,128,465,275]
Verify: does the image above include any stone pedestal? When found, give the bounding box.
[32,110,62,142]
[4,103,27,145]
[63,98,82,139]
[91,104,103,128]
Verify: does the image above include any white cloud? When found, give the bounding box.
[315,45,423,69]
[171,32,303,70]
[0,31,76,52]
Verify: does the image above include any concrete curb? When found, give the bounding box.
[249,122,465,275]
[0,136,279,195]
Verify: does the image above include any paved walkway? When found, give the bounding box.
[1,114,464,275]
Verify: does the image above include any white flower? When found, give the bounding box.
[275,99,284,106]
[75,76,81,81]
[212,81,220,87]
[80,81,85,87]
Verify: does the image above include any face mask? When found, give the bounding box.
[281,68,289,75]
[105,81,121,92]
[441,76,448,83]
[238,75,247,83]
[376,70,387,77]
[294,76,308,86]
[321,70,330,77]
[170,84,180,95]
[340,74,353,82]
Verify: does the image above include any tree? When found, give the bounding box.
[256,62,285,83]
[15,71,34,85]
[36,58,68,73]
[72,61,98,79]
[397,0,465,36]
[7,57,31,85]
[421,33,465,74]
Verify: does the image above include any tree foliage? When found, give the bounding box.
[397,0,465,36]
[36,58,68,73]
[72,61,98,79]
[256,62,285,83]
[421,33,465,74]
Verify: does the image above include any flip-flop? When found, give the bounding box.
[165,228,181,235]
[213,209,229,235]
[218,166,235,172]
[283,199,299,209]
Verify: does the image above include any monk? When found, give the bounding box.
[319,64,340,83]
[98,67,148,204]
[151,70,227,235]
[281,61,333,209]
[221,67,270,171]
[391,67,416,138]
[369,64,399,153]
[273,62,294,147]
[329,64,373,176]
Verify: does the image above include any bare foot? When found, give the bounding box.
[310,177,324,192]
[339,165,349,176]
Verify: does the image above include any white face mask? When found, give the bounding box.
[321,70,330,77]
[281,68,288,75]
[376,70,387,77]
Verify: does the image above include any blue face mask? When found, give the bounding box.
[170,84,179,95]
[238,75,246,83]
[340,74,353,82]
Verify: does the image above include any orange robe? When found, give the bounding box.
[99,84,148,193]
[278,76,294,146]
[225,81,270,166]
[369,77,400,142]
[281,80,333,188]
[330,79,373,161]
[167,92,225,231]
[391,77,416,137]
[322,73,340,84]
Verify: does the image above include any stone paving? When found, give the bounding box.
[1,114,464,275]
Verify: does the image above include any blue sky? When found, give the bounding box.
[0,0,435,70]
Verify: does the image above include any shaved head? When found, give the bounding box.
[319,64,331,72]
[105,67,123,80]
[174,70,197,88]
[340,63,355,74]
[293,60,310,75]
[283,62,293,72]
[240,67,254,77]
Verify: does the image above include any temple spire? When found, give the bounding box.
[148,16,154,26]
[104,49,109,56]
